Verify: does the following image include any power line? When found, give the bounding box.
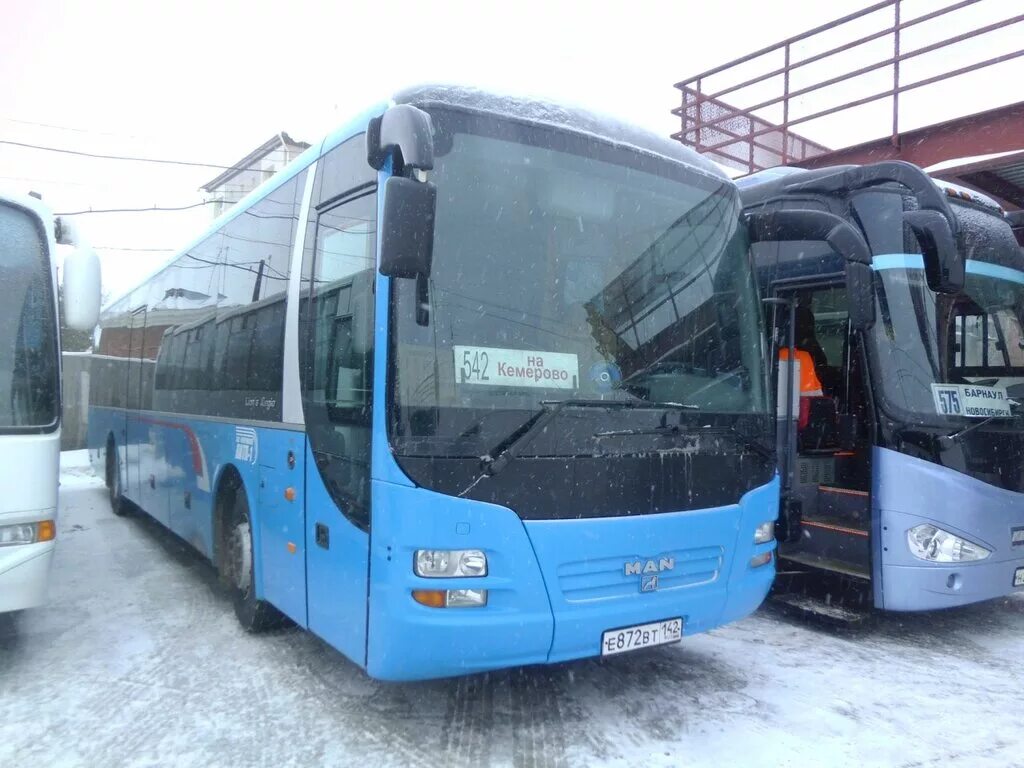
[0,115,159,141]
[93,246,175,252]
[56,200,226,215]
[0,138,275,174]
[0,174,101,188]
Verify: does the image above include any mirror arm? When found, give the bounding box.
[746,209,871,264]
[367,105,435,175]
[783,160,960,238]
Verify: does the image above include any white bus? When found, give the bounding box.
[0,191,99,614]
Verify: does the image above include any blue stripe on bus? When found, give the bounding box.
[871,253,925,270]
[872,253,1024,284]
[964,260,1024,285]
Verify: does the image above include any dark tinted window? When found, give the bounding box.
[0,202,58,430]
[147,170,306,418]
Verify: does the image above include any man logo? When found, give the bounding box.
[624,557,675,576]
[625,557,674,593]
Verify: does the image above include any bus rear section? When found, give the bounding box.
[741,161,1024,611]
[89,88,780,680]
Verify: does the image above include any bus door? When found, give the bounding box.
[773,281,873,581]
[136,326,169,528]
[125,306,147,503]
[298,177,377,664]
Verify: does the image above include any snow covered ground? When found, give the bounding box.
[1,451,1023,767]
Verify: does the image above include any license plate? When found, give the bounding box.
[601,618,682,657]
[1014,567,1024,588]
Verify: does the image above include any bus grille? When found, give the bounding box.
[555,546,724,602]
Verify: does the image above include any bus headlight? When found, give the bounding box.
[0,521,55,546]
[907,524,991,563]
[414,549,488,577]
[754,521,775,544]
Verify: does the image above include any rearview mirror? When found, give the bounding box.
[747,207,875,330]
[379,176,437,279]
[906,209,964,295]
[62,244,102,332]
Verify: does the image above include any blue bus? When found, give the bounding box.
[90,86,797,680]
[740,161,1024,611]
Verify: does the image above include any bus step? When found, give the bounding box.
[768,591,872,628]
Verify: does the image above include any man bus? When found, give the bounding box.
[0,190,100,614]
[740,161,1024,612]
[88,86,854,680]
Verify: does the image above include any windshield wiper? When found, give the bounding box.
[487,399,696,470]
[594,406,699,437]
[595,419,774,461]
[458,398,697,495]
[719,425,775,461]
[943,399,1022,443]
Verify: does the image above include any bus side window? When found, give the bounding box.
[301,186,377,529]
[310,195,376,420]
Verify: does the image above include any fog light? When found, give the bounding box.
[754,521,775,544]
[446,589,488,608]
[0,522,46,547]
[750,551,772,568]
[907,524,990,562]
[414,549,488,577]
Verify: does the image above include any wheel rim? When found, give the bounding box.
[227,518,253,593]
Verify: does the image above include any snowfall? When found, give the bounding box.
[1,452,1022,768]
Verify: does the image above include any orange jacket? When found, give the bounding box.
[779,347,824,396]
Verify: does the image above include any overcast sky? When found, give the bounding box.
[1,0,1020,300]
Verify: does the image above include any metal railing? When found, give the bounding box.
[673,0,1024,173]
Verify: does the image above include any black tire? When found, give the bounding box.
[106,439,128,517]
[219,481,282,632]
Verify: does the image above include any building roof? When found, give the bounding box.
[200,131,310,192]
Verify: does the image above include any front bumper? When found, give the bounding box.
[367,479,778,681]
[874,447,1024,610]
[880,556,1024,611]
[0,540,56,613]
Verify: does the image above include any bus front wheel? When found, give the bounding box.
[219,481,282,632]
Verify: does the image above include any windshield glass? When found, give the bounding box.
[871,206,1024,423]
[0,202,58,430]
[389,109,767,457]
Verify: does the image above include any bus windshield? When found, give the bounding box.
[0,202,58,431]
[871,205,1024,424]
[390,109,767,457]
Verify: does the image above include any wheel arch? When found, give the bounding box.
[211,463,245,570]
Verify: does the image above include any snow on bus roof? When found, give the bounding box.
[394,84,726,182]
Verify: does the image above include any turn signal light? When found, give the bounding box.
[37,520,56,542]
[412,589,446,608]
